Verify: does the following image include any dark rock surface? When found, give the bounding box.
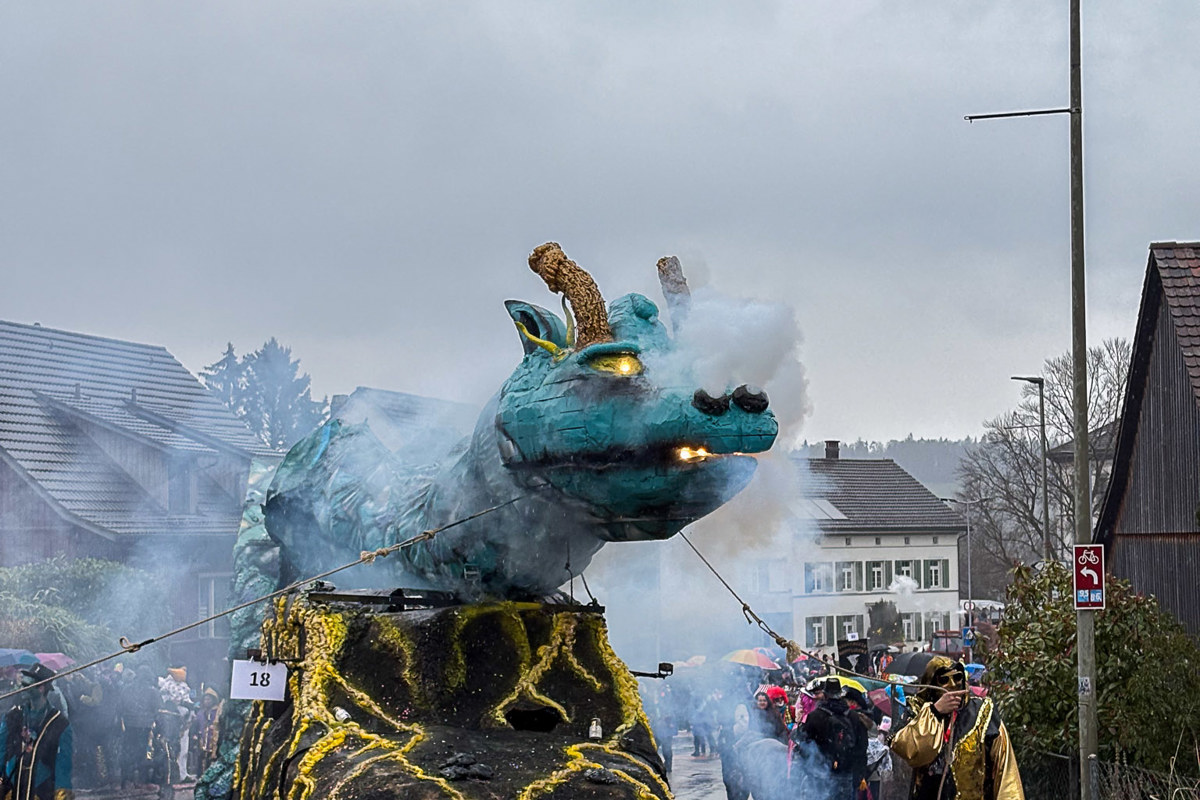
[229,595,670,799]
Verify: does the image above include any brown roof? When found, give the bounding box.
[1155,243,1200,402]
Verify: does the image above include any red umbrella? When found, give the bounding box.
[722,649,782,669]
[35,653,74,671]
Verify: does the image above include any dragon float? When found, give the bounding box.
[203,244,778,800]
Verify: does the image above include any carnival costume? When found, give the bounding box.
[889,657,1023,800]
[0,666,73,800]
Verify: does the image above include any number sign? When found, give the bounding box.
[230,659,288,701]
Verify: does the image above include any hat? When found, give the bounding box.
[765,686,788,704]
[20,663,56,686]
[204,687,220,701]
[168,667,187,682]
[821,676,844,698]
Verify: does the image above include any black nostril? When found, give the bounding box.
[692,389,730,416]
[732,385,769,413]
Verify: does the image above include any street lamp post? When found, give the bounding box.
[1013,375,1053,562]
[942,497,991,659]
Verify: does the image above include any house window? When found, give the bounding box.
[836,614,862,641]
[844,537,852,546]
[750,561,770,594]
[901,612,921,642]
[925,611,951,635]
[805,563,834,593]
[923,559,951,589]
[806,616,828,647]
[904,536,911,545]
[894,560,917,585]
[932,536,939,545]
[835,562,863,592]
[875,537,881,546]
[867,560,886,590]
[198,573,232,639]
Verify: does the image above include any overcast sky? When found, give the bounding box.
[3,1,1197,444]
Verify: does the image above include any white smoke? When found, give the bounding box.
[645,286,812,447]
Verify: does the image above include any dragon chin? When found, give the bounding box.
[531,450,761,542]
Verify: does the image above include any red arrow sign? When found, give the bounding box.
[1073,544,1105,610]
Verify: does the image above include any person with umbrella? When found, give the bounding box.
[889,657,1023,800]
[0,664,73,800]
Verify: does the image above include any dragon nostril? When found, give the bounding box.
[732,385,769,413]
[692,389,730,416]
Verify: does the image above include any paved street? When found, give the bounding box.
[666,733,728,800]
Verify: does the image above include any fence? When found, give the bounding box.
[1020,750,1200,800]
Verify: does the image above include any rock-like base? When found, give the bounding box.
[229,594,671,800]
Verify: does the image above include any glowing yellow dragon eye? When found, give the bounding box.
[587,353,644,377]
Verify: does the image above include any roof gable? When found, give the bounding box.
[1096,242,1200,544]
[0,320,274,537]
[799,456,964,531]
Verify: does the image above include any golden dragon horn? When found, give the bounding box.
[528,242,613,349]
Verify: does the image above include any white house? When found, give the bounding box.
[749,441,966,656]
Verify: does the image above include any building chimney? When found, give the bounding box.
[824,439,840,459]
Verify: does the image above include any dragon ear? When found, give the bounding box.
[505,301,569,356]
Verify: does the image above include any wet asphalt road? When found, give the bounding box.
[665,733,728,800]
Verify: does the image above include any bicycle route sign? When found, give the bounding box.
[1073,544,1105,610]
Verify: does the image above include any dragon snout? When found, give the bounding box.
[692,385,770,415]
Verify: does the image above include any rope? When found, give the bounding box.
[677,531,948,696]
[0,494,524,706]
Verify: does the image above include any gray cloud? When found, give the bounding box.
[2,0,1197,441]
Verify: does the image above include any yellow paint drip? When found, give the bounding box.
[492,611,583,726]
[586,615,654,738]
[234,598,463,800]
[235,599,671,800]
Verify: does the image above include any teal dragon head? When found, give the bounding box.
[495,243,778,542]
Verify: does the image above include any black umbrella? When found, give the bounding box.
[886,652,937,679]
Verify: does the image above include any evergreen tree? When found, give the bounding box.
[239,338,327,450]
[201,342,245,415]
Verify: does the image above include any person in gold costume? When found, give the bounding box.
[889,657,1024,800]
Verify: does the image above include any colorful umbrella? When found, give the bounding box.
[722,649,782,670]
[35,653,74,671]
[804,675,867,695]
[0,649,37,669]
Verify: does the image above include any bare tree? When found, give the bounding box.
[957,338,1130,596]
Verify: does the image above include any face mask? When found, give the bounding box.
[934,666,966,692]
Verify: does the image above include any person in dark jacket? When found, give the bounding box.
[0,664,73,800]
[116,668,160,790]
[798,677,869,800]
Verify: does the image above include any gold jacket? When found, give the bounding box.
[890,696,1024,800]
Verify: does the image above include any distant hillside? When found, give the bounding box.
[798,436,974,499]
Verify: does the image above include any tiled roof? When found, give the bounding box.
[1153,243,1200,402]
[799,457,965,531]
[0,320,274,537]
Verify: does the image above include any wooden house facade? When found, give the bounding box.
[1096,242,1200,636]
[0,320,277,682]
